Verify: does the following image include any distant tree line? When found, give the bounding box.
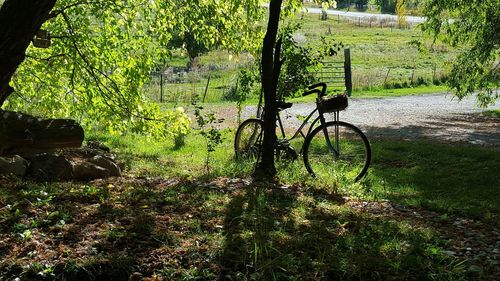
[334,0,421,14]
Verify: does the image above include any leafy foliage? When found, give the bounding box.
[420,0,499,106]
[376,0,397,14]
[278,23,342,98]
[166,0,265,63]
[3,0,264,139]
[193,96,224,173]
[396,0,407,28]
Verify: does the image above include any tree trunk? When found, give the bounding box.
[255,0,283,180]
[0,0,57,107]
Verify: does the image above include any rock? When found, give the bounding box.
[27,154,73,180]
[0,155,28,176]
[73,162,110,180]
[88,155,121,177]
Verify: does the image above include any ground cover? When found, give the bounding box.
[1,130,498,280]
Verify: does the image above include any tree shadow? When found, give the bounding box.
[354,112,500,219]
[0,177,227,279]
[219,182,462,280]
[361,112,500,147]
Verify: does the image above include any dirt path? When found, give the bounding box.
[233,93,500,147]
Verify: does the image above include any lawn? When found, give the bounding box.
[1,129,497,280]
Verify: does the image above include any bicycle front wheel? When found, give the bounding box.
[234,118,263,160]
[303,121,371,183]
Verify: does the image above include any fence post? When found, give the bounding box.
[384,68,391,84]
[432,64,437,83]
[160,73,163,103]
[202,74,211,103]
[344,48,352,96]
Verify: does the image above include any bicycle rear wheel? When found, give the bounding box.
[234,118,263,160]
[303,121,371,182]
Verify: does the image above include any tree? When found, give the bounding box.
[256,0,283,178]
[0,0,57,106]
[375,0,397,14]
[256,0,336,179]
[421,0,499,106]
[166,0,264,65]
[0,0,264,139]
[396,0,407,28]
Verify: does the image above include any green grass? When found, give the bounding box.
[483,109,500,117]
[298,13,455,88]
[143,13,456,103]
[352,85,449,98]
[367,140,500,219]
[2,130,497,279]
[84,130,499,220]
[280,84,449,104]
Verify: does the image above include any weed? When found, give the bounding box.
[193,95,224,174]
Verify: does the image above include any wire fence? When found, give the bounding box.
[144,15,446,103]
[145,69,239,104]
[146,62,447,104]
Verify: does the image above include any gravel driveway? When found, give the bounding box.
[239,93,500,147]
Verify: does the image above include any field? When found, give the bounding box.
[143,12,456,104]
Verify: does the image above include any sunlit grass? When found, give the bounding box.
[85,130,499,220]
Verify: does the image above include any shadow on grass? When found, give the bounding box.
[364,138,500,219]
[0,176,467,280]
[220,184,464,280]
[0,178,225,280]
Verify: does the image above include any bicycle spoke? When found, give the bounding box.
[304,121,370,183]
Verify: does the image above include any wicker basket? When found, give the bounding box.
[317,94,348,113]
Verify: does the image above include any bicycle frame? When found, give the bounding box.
[280,108,344,159]
[255,81,342,158]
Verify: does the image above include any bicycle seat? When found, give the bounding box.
[276,101,293,111]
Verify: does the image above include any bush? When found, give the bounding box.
[221,85,239,101]
[376,0,397,14]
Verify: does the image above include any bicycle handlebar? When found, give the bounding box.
[302,82,327,97]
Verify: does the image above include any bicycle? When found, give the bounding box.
[234,82,371,182]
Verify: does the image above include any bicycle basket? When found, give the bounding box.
[317,94,348,113]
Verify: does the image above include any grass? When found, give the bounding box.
[83,130,499,219]
[143,13,456,103]
[368,140,500,218]
[483,109,500,117]
[1,129,498,279]
[352,85,449,98]
[298,13,455,88]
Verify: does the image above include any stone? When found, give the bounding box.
[88,155,121,177]
[0,155,28,176]
[27,154,73,180]
[73,162,110,180]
